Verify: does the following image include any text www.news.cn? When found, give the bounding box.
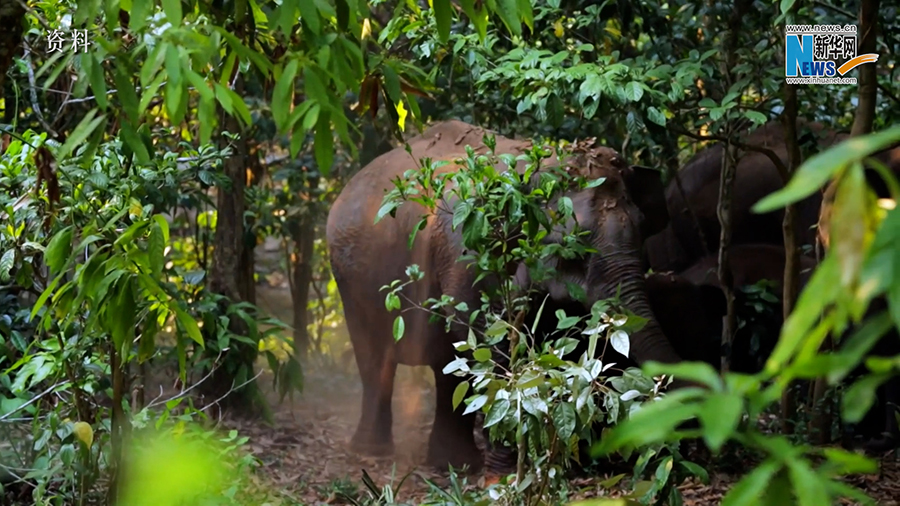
[785,24,856,33]
[785,77,857,84]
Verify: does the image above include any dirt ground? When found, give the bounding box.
[228,260,900,505]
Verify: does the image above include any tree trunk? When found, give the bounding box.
[811,0,879,444]
[781,74,802,435]
[817,0,880,249]
[718,139,738,374]
[204,75,263,415]
[0,2,25,92]
[290,214,316,361]
[716,0,751,373]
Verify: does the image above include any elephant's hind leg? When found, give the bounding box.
[344,297,397,457]
[426,368,483,471]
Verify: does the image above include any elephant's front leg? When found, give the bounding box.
[427,368,483,471]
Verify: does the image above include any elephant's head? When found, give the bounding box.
[523,142,684,367]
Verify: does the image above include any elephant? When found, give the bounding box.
[507,271,728,474]
[326,119,679,472]
[643,121,840,273]
[677,243,817,374]
[643,120,900,274]
[643,272,727,369]
[677,244,899,450]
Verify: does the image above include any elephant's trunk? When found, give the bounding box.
[587,248,683,366]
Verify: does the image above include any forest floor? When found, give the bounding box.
[223,248,900,506]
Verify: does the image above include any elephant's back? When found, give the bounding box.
[678,244,816,289]
[327,120,531,278]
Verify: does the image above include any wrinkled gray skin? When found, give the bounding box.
[326,120,678,472]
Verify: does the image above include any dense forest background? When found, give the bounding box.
[0,0,899,505]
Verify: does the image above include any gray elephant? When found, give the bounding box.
[643,121,900,274]
[326,120,679,472]
[644,121,841,273]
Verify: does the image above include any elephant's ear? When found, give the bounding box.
[626,165,669,238]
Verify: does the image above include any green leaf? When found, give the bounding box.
[609,330,629,358]
[484,398,510,427]
[110,277,137,355]
[381,64,402,105]
[0,249,15,282]
[831,162,867,289]
[314,112,334,175]
[162,0,182,23]
[494,0,521,35]
[623,82,644,102]
[591,390,705,455]
[754,126,900,212]
[165,77,186,126]
[451,381,469,410]
[433,0,452,43]
[459,0,488,40]
[842,374,885,423]
[148,222,166,277]
[556,315,580,330]
[787,459,830,506]
[393,315,405,341]
[273,60,299,132]
[113,68,140,125]
[680,461,710,484]
[780,0,797,15]
[720,460,781,506]
[120,119,150,165]
[130,0,151,31]
[85,53,108,109]
[553,402,577,441]
[298,0,321,34]
[374,201,401,224]
[463,394,488,415]
[697,393,743,452]
[57,110,105,161]
[821,448,878,475]
[217,84,252,126]
[745,110,768,125]
[175,307,204,346]
[516,0,533,32]
[557,196,573,216]
[184,67,214,103]
[45,226,74,276]
[646,106,666,126]
[643,361,723,391]
[473,348,492,362]
[765,254,839,372]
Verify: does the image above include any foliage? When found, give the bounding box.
[378,138,703,504]
[592,127,900,506]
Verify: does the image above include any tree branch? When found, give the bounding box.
[670,126,791,182]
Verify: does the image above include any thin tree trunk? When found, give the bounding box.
[716,0,751,373]
[718,140,738,374]
[106,344,129,506]
[817,0,880,249]
[781,73,802,435]
[205,75,262,414]
[291,217,316,361]
[812,0,880,444]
